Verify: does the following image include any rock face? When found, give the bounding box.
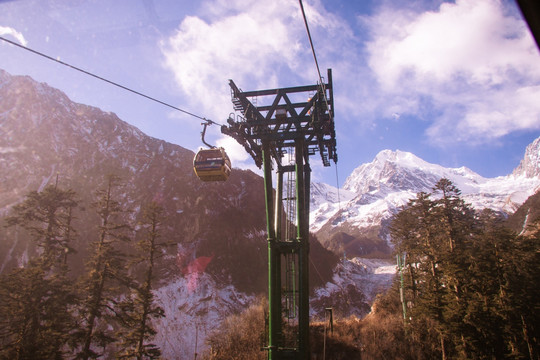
[505,190,540,235]
[0,69,273,292]
[513,137,540,178]
[0,69,342,357]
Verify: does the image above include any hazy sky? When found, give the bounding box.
[1,0,539,186]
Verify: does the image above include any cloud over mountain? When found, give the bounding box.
[364,0,540,145]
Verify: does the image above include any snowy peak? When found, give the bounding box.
[513,137,540,178]
[372,149,426,167]
[343,149,484,195]
[313,141,540,258]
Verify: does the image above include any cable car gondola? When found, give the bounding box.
[193,120,232,182]
[193,147,231,181]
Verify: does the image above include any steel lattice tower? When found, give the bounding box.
[221,69,337,360]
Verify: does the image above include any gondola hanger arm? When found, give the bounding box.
[201,119,216,149]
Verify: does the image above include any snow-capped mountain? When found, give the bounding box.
[311,144,540,257]
[343,150,485,195]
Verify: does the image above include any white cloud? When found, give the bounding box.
[160,0,349,170]
[160,0,306,124]
[160,0,540,159]
[364,0,540,145]
[215,135,261,174]
[0,26,27,46]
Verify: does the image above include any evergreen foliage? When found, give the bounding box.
[115,202,167,360]
[4,184,79,269]
[390,178,540,359]
[0,184,79,359]
[186,178,540,360]
[76,175,133,360]
[1,175,538,359]
[0,178,167,359]
[0,264,79,360]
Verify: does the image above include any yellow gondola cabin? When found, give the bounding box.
[193,147,232,182]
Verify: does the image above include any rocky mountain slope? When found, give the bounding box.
[0,70,338,357]
[506,187,540,235]
[0,69,336,288]
[0,69,265,290]
[513,137,540,178]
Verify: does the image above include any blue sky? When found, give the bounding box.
[1,0,539,186]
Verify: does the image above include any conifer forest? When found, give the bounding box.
[0,176,167,359]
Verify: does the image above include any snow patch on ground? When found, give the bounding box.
[152,274,253,359]
[311,257,395,319]
[152,257,396,357]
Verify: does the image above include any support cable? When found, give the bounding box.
[298,0,332,119]
[0,35,222,126]
[309,256,325,285]
[335,162,342,212]
[298,0,324,93]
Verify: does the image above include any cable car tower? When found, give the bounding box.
[221,69,337,360]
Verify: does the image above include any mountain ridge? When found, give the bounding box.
[311,142,540,258]
[0,69,274,289]
[0,69,343,357]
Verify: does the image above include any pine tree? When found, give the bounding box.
[390,179,540,359]
[115,202,168,359]
[4,185,79,269]
[514,225,540,359]
[0,184,79,359]
[76,175,132,360]
[390,190,451,359]
[490,219,540,359]
[431,179,478,358]
[390,180,487,359]
[456,210,515,358]
[390,193,430,303]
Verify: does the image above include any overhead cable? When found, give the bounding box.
[298,0,332,119]
[298,0,324,89]
[0,35,220,126]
